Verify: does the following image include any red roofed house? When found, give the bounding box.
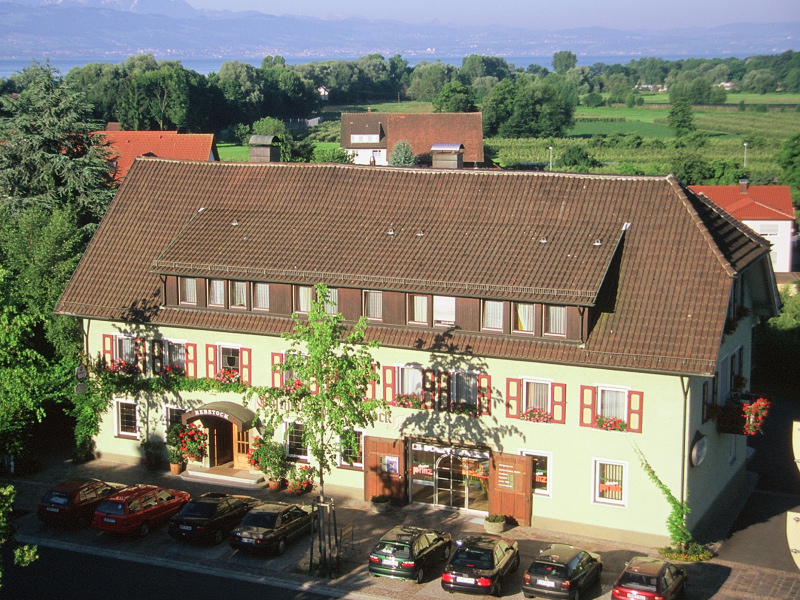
[98,130,219,183]
[691,180,796,272]
[340,112,484,167]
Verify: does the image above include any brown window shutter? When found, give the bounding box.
[627,390,644,433]
[551,383,567,424]
[506,378,521,418]
[579,385,597,427]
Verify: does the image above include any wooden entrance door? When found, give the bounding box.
[210,419,234,466]
[364,436,407,504]
[488,452,534,526]
[233,425,250,469]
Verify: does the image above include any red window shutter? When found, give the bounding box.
[102,334,114,366]
[206,344,217,379]
[422,368,436,409]
[627,390,644,433]
[240,348,252,386]
[551,383,567,424]
[438,371,451,411]
[364,363,377,400]
[506,378,521,419]
[382,365,395,403]
[134,337,145,373]
[271,353,284,388]
[478,374,491,415]
[151,340,163,375]
[186,343,197,378]
[579,385,597,427]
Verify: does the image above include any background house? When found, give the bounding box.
[692,181,796,272]
[56,160,778,546]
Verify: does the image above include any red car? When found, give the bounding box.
[38,478,127,528]
[93,484,190,536]
[612,556,687,600]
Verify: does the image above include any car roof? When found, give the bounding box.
[106,484,159,501]
[249,502,297,514]
[457,536,505,550]
[625,557,669,576]
[49,478,103,492]
[380,526,429,542]
[535,544,584,565]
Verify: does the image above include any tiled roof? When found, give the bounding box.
[97,130,218,183]
[341,113,484,162]
[56,160,773,376]
[691,185,795,221]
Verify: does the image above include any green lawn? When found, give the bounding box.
[216,142,250,162]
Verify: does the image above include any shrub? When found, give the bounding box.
[485,514,505,523]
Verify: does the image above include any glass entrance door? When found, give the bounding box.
[411,443,490,510]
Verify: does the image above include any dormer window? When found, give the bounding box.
[179,277,197,305]
[231,281,247,308]
[295,285,313,313]
[254,283,270,310]
[209,279,225,307]
[351,134,379,144]
[482,300,504,331]
[544,305,566,336]
[513,303,534,333]
[433,296,455,327]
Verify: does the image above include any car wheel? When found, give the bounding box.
[493,579,502,597]
[416,567,425,584]
[277,538,287,555]
[139,521,150,537]
[572,589,580,600]
[213,530,223,545]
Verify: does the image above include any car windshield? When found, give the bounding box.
[529,562,567,579]
[373,541,411,559]
[618,572,658,591]
[240,512,277,529]
[42,491,70,505]
[450,547,493,570]
[96,500,126,516]
[179,502,215,518]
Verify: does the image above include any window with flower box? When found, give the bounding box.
[254,282,270,310]
[513,303,535,334]
[115,398,138,439]
[506,378,566,423]
[179,277,197,304]
[482,300,504,331]
[579,386,643,432]
[594,459,626,506]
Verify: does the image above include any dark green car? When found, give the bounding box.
[369,526,453,583]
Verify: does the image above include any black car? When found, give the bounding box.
[369,525,452,583]
[441,536,520,596]
[228,501,317,554]
[522,543,602,600]
[38,478,127,528]
[168,492,260,544]
[611,556,687,600]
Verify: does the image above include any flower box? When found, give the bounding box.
[709,397,770,436]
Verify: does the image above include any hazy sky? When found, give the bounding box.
[184,0,797,30]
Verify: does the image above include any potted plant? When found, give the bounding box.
[167,445,185,474]
[484,514,506,534]
[177,423,208,462]
[370,494,392,513]
[248,437,288,490]
[287,465,316,495]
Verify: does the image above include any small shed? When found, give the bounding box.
[431,143,465,169]
[249,135,281,163]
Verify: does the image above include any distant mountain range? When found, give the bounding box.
[0,0,798,63]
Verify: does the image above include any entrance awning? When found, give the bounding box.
[182,401,257,430]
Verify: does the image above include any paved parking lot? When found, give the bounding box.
[6,454,800,600]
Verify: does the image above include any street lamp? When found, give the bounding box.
[549,146,553,171]
[744,142,748,167]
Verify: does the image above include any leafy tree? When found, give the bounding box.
[582,92,605,107]
[432,81,477,113]
[406,61,453,102]
[495,77,575,138]
[249,284,382,497]
[388,139,415,166]
[552,51,577,75]
[1,484,38,589]
[667,97,696,137]
[741,69,778,94]
[776,132,800,207]
[555,144,601,171]
[252,116,287,138]
[481,78,516,136]
[0,62,115,223]
[460,55,511,84]
[671,151,712,184]
[212,60,264,123]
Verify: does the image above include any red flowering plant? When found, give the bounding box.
[162,364,185,378]
[389,394,425,409]
[521,407,552,423]
[247,436,288,480]
[215,368,240,384]
[287,465,316,495]
[449,402,479,418]
[108,358,141,376]
[177,423,208,460]
[742,398,770,435]
[594,415,627,431]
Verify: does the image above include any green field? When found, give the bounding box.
[216,142,250,162]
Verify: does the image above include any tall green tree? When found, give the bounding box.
[249,284,382,497]
[552,50,578,75]
[491,77,576,138]
[432,81,477,113]
[667,97,696,137]
[388,139,415,166]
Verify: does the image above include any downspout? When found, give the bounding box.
[679,376,690,513]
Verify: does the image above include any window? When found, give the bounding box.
[544,305,566,336]
[594,459,626,505]
[115,399,138,438]
[339,429,363,468]
[219,346,240,372]
[231,281,247,308]
[163,340,186,370]
[209,279,225,306]
[179,277,197,304]
[351,134,379,144]
[452,371,478,405]
[364,290,383,320]
[598,387,626,420]
[165,406,185,432]
[513,303,535,333]
[433,295,456,326]
[295,286,313,313]
[287,422,308,460]
[254,283,270,310]
[324,288,338,315]
[116,336,135,363]
[523,380,550,413]
[409,294,428,324]
[398,365,423,395]
[482,300,504,331]
[521,450,551,496]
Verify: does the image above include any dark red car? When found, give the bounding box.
[38,478,127,528]
[93,484,190,536]
[612,556,687,600]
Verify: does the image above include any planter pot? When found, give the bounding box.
[268,478,281,491]
[371,500,392,514]
[169,462,184,475]
[484,519,505,534]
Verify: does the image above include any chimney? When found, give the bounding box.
[739,178,749,194]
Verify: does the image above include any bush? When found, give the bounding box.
[582,92,605,108]
[485,514,505,523]
[659,542,714,562]
[555,144,601,170]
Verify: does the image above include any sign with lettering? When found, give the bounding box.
[497,462,521,490]
[194,408,230,420]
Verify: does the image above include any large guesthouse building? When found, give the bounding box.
[56,158,779,546]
